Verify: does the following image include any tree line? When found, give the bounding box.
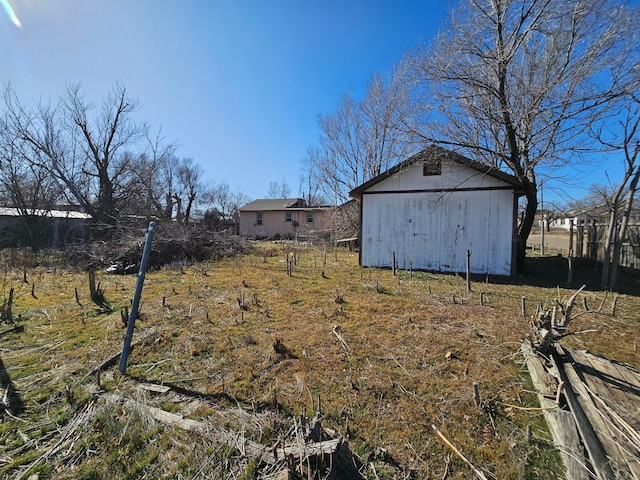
[303,0,639,287]
[0,82,248,239]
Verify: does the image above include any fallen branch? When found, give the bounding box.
[332,325,350,356]
[104,392,353,470]
[0,325,24,338]
[432,425,488,480]
[554,284,586,328]
[559,329,599,338]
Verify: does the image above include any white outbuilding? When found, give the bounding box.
[349,146,524,276]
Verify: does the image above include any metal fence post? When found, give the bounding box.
[119,221,156,373]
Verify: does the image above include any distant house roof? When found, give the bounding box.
[563,203,640,219]
[349,145,524,199]
[0,207,92,219]
[239,198,311,211]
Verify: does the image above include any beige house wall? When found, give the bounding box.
[239,209,332,238]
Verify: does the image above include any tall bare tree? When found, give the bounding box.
[0,123,63,248]
[409,0,638,271]
[123,130,178,220]
[267,179,291,199]
[173,158,204,224]
[299,146,328,206]
[62,82,146,224]
[598,93,640,289]
[316,58,417,204]
[2,82,147,226]
[202,182,248,228]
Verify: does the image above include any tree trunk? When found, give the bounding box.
[600,209,618,290]
[173,195,183,223]
[97,164,117,225]
[184,194,195,224]
[517,181,538,273]
[609,169,640,290]
[601,181,629,289]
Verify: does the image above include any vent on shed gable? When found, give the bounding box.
[423,159,442,176]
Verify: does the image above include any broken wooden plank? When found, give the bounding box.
[138,383,171,394]
[553,345,617,480]
[521,341,590,480]
[276,438,340,459]
[574,349,640,393]
[561,347,640,480]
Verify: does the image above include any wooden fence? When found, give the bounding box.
[569,220,640,269]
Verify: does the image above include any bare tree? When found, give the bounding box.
[0,123,61,214]
[409,0,638,272]
[299,146,328,206]
[267,179,291,199]
[597,93,640,289]
[316,59,417,204]
[202,182,248,229]
[2,82,148,227]
[123,130,178,220]
[2,86,90,215]
[164,157,205,224]
[62,82,146,224]
[0,123,63,248]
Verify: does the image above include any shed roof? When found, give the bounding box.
[349,145,524,200]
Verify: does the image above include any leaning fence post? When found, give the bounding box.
[466,250,472,293]
[119,221,156,373]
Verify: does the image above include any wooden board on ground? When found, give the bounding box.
[560,347,640,480]
[521,341,590,480]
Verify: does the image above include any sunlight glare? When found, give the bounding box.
[1,0,22,28]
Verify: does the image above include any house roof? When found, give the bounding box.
[349,145,524,199]
[239,198,307,212]
[0,207,91,219]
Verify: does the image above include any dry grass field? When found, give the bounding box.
[0,242,638,479]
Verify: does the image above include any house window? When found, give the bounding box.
[256,213,263,226]
[285,212,292,222]
[306,212,314,223]
[423,160,442,176]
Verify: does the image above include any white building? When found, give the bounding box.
[349,146,524,276]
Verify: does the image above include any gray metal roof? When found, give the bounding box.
[239,198,306,211]
[0,207,91,219]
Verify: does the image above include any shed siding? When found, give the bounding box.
[366,161,508,192]
[360,165,516,275]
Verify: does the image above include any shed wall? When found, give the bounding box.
[360,188,515,276]
[366,161,509,192]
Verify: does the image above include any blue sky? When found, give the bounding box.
[1,0,445,201]
[0,0,632,208]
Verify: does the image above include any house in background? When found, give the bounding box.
[554,204,640,231]
[238,198,332,240]
[350,146,524,276]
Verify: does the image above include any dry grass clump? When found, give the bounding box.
[0,242,638,479]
